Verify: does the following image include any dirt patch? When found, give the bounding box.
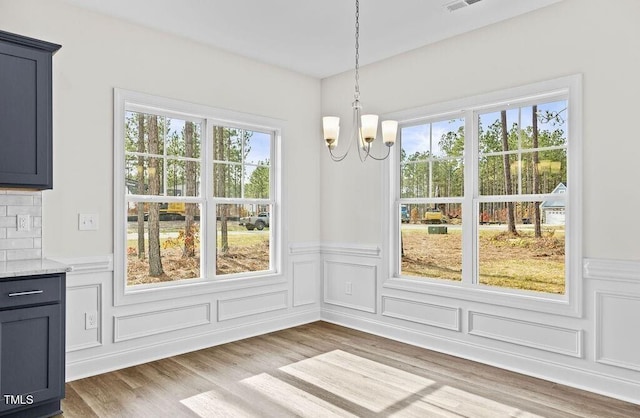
[401,228,565,293]
[127,241,269,286]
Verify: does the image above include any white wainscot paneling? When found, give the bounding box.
[324,260,376,313]
[218,290,288,322]
[382,296,460,331]
[596,292,640,371]
[114,303,211,342]
[292,260,318,307]
[66,283,102,351]
[469,311,582,357]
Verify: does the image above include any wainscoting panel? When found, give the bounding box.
[217,290,288,322]
[596,292,640,371]
[114,303,211,342]
[66,283,102,351]
[323,260,377,313]
[292,260,319,307]
[468,311,582,357]
[382,296,460,331]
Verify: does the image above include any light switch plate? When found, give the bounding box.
[78,213,99,231]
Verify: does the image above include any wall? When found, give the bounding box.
[0,0,322,379]
[320,0,640,404]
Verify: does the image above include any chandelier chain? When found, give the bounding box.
[354,0,360,102]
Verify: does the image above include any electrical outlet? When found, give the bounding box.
[17,214,30,232]
[345,281,353,295]
[85,311,98,330]
[78,213,99,231]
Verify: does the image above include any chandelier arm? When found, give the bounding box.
[362,145,392,161]
[328,145,350,162]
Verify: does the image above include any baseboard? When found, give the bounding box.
[66,308,320,381]
[321,308,640,406]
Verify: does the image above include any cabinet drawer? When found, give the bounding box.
[0,275,62,309]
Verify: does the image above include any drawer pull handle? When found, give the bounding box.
[8,290,44,297]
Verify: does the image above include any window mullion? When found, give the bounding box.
[463,110,477,286]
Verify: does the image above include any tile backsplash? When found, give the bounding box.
[0,190,42,262]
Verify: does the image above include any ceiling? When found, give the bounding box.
[62,0,562,79]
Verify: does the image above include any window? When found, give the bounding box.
[114,90,280,303]
[390,76,582,314]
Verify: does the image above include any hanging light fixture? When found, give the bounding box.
[323,0,397,162]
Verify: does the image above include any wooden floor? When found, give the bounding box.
[58,321,640,418]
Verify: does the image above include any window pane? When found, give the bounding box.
[165,119,201,158]
[401,162,429,198]
[125,111,165,156]
[478,109,518,154]
[244,164,270,198]
[213,162,242,198]
[167,158,200,197]
[535,150,567,193]
[400,203,462,281]
[536,100,568,146]
[217,204,271,275]
[478,201,565,294]
[126,203,201,286]
[213,126,243,163]
[402,159,464,198]
[245,131,271,165]
[431,118,465,158]
[432,158,464,197]
[401,118,464,199]
[479,150,566,196]
[125,155,164,196]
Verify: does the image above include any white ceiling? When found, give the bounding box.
[62,0,562,79]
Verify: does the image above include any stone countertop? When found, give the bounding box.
[0,259,71,279]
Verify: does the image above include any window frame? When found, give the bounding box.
[384,75,582,317]
[114,89,284,306]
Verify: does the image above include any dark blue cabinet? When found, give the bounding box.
[0,31,61,189]
[0,273,65,418]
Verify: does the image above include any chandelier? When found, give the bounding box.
[322,0,398,162]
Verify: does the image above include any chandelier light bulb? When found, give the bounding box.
[323,116,340,148]
[381,120,398,147]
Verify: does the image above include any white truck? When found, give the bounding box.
[239,212,270,230]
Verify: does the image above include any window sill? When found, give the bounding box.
[383,275,581,318]
[115,272,286,306]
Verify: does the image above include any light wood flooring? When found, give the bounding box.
[58,321,640,417]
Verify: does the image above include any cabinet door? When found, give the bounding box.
[0,41,52,189]
[0,304,63,413]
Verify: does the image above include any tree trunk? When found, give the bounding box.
[147,115,164,276]
[136,114,146,259]
[216,127,229,253]
[183,121,196,258]
[500,110,517,235]
[532,105,542,238]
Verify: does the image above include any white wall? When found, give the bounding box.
[0,0,322,379]
[320,0,640,404]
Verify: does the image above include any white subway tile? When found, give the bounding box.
[0,218,16,228]
[0,195,34,206]
[7,228,41,239]
[7,206,41,216]
[0,238,33,250]
[7,249,41,261]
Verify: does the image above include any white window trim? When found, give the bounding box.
[113,89,284,306]
[382,75,583,317]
